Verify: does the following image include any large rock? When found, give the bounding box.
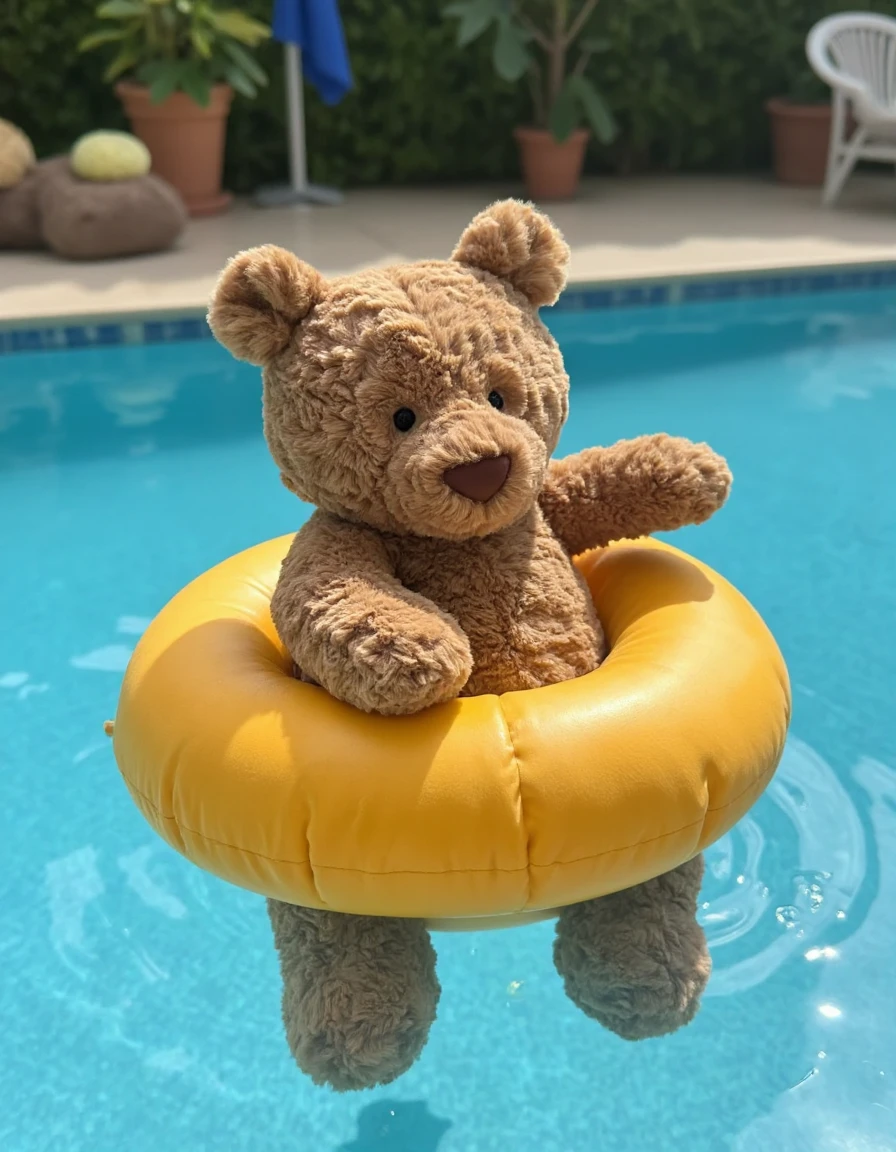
[0,164,43,249]
[39,157,186,261]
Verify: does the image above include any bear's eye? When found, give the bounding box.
[487,390,505,411]
[393,407,416,432]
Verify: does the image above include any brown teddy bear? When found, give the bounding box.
[208,199,732,1092]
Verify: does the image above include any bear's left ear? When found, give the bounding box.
[451,199,569,308]
[208,244,324,365]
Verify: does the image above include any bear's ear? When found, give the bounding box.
[208,244,324,365]
[451,199,570,308]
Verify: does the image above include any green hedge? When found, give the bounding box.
[1,0,892,192]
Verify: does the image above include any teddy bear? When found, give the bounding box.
[207,199,732,1092]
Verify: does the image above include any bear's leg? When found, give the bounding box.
[267,901,440,1091]
[553,855,710,1040]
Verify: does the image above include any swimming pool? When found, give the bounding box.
[1,286,894,1151]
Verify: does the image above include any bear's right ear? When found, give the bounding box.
[208,244,324,365]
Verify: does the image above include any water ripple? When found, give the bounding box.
[701,737,867,997]
[731,753,896,1151]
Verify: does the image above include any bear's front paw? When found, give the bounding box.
[343,625,473,716]
[372,628,473,715]
[684,443,732,522]
[648,435,732,526]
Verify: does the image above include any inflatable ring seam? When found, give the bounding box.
[119,755,777,878]
[705,756,780,813]
[500,697,533,907]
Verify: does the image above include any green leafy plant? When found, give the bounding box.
[444,0,617,144]
[7,0,894,190]
[77,0,271,106]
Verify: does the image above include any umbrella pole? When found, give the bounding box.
[253,42,343,208]
[284,42,308,194]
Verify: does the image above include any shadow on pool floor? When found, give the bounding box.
[336,1100,452,1152]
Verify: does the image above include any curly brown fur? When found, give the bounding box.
[267,901,440,1091]
[209,244,323,365]
[451,199,570,307]
[553,856,711,1040]
[541,435,733,556]
[209,199,731,1090]
[272,513,473,714]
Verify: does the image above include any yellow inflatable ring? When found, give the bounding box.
[110,536,790,931]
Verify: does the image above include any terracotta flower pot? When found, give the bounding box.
[514,127,589,201]
[115,81,233,217]
[766,98,832,187]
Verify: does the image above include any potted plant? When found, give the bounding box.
[78,0,270,216]
[444,0,617,201]
[766,67,833,187]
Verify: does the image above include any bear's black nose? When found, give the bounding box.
[443,455,511,503]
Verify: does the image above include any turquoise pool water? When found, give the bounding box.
[1,288,894,1151]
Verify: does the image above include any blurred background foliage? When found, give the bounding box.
[1,0,892,192]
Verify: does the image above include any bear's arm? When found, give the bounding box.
[539,434,731,557]
[270,511,473,715]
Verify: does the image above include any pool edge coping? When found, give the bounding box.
[2,256,895,352]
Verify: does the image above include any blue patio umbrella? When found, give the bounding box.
[255,0,353,207]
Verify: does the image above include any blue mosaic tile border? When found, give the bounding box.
[550,263,896,312]
[2,264,895,353]
[0,314,214,355]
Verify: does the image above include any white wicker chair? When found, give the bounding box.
[807,12,896,206]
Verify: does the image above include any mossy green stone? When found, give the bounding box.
[71,131,151,182]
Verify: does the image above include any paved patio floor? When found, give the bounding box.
[1,174,895,323]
